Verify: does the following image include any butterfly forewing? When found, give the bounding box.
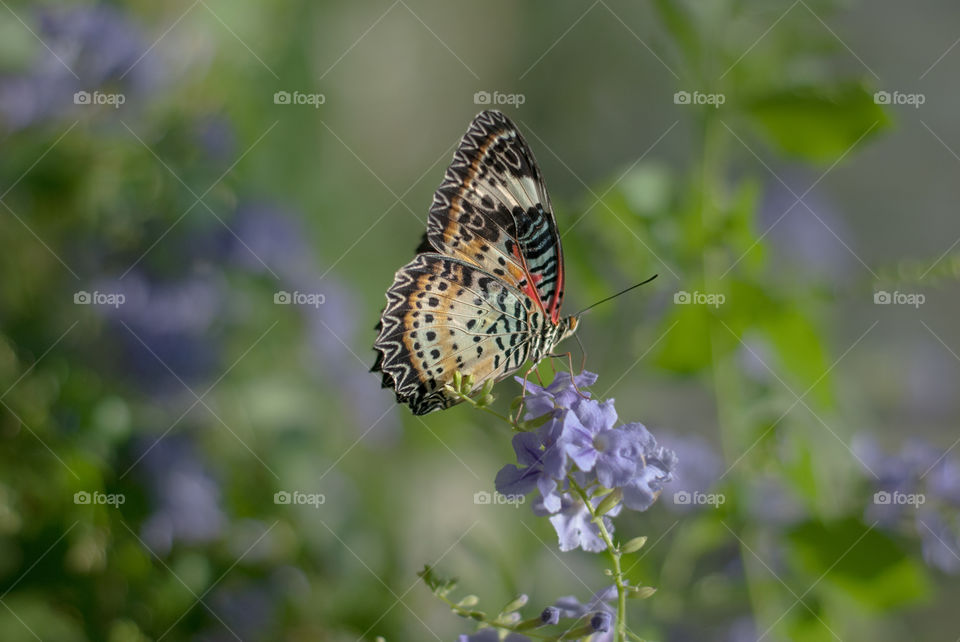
[426,110,565,322]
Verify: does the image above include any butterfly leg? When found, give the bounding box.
[513,362,542,425]
[545,351,590,400]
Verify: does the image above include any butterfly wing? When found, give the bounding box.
[425,110,566,324]
[373,253,538,414]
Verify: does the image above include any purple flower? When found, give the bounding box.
[497,371,677,552]
[540,606,560,625]
[516,371,599,420]
[496,428,567,513]
[554,585,617,618]
[534,493,620,553]
[621,432,679,511]
[553,585,619,641]
[556,397,617,473]
[590,611,613,633]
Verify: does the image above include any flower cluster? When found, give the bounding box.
[495,371,677,552]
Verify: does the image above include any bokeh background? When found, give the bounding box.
[2,0,959,640]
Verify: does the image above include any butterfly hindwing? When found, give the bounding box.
[425,110,566,323]
[374,252,539,414]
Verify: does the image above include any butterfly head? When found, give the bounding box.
[559,315,579,341]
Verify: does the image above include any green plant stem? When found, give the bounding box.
[444,384,517,426]
[569,478,628,642]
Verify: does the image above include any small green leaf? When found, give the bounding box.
[787,519,931,609]
[745,82,890,163]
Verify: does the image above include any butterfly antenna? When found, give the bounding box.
[573,274,658,316]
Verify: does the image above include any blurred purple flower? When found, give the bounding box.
[917,509,960,574]
[760,174,852,279]
[0,5,156,130]
[135,434,225,556]
[855,433,960,573]
[201,585,276,641]
[659,433,723,512]
[224,200,401,441]
[101,272,225,389]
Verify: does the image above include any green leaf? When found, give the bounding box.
[787,519,931,610]
[652,0,700,66]
[745,83,890,163]
[418,565,458,597]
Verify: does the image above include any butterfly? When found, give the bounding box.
[373,110,579,415]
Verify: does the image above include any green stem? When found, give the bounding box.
[569,478,627,642]
[445,384,517,426]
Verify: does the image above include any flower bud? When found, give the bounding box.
[621,536,648,554]
[629,586,657,599]
[500,594,528,614]
[594,489,623,516]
